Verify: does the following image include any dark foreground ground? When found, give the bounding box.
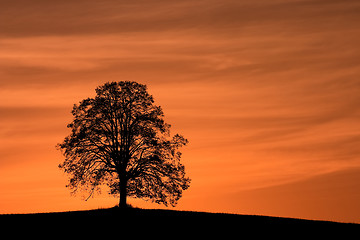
[1,207,359,236]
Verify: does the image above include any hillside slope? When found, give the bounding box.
[1,207,358,234]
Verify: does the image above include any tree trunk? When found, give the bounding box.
[119,177,127,208]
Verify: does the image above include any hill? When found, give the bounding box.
[1,207,358,235]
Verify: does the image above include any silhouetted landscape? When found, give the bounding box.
[1,207,359,231]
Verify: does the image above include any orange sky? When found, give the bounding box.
[1,0,360,223]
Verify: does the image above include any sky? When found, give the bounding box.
[1,0,360,223]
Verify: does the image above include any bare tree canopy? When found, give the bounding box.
[58,81,190,207]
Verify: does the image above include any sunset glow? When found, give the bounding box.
[1,0,360,223]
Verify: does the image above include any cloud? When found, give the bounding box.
[0,0,210,37]
[1,0,359,37]
[0,106,69,167]
[1,0,360,89]
[228,167,360,222]
[0,106,68,121]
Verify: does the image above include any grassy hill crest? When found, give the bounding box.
[1,207,358,228]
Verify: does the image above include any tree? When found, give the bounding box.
[58,81,190,208]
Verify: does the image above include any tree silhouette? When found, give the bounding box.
[58,81,190,207]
